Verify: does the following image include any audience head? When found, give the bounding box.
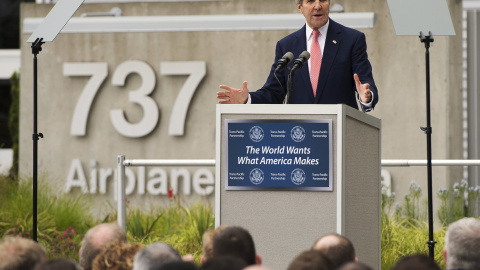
[155,261,198,270]
[133,241,181,270]
[80,222,127,270]
[311,232,356,268]
[392,254,440,270]
[201,225,229,263]
[287,250,334,270]
[443,217,480,269]
[212,226,261,265]
[0,235,47,270]
[92,240,143,270]
[243,265,272,270]
[200,256,248,270]
[33,259,80,270]
[337,262,373,270]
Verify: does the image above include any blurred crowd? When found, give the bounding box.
[1,217,479,270]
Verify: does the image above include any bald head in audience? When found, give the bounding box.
[311,233,357,269]
[80,223,127,270]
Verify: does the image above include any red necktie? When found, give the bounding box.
[310,30,322,97]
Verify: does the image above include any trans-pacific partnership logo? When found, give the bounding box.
[249,126,264,142]
[291,126,306,142]
[291,168,306,185]
[249,168,264,185]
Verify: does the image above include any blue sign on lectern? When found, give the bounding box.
[225,119,332,191]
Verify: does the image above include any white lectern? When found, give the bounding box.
[215,104,381,270]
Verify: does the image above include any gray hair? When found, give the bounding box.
[0,236,46,270]
[445,217,480,269]
[79,223,127,270]
[133,242,181,270]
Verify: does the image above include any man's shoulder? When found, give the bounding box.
[329,18,363,37]
[278,25,306,44]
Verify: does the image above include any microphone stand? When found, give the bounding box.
[31,37,45,242]
[419,31,436,259]
[286,71,294,104]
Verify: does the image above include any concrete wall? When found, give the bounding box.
[19,0,463,218]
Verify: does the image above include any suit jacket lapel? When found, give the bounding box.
[315,19,342,103]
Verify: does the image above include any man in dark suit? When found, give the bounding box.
[217,0,378,112]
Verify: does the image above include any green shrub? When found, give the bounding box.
[0,175,94,261]
[437,179,480,226]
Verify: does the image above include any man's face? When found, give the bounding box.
[297,0,330,30]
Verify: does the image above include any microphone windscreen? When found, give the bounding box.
[284,52,294,62]
[299,51,310,61]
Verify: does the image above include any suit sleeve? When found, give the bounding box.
[249,41,288,104]
[351,32,378,110]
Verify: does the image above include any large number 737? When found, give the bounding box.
[63,60,206,137]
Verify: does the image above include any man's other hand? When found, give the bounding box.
[354,74,371,103]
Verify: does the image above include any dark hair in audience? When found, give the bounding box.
[311,233,356,269]
[392,254,441,270]
[154,261,198,270]
[200,256,248,270]
[202,226,230,262]
[287,250,334,270]
[33,259,80,270]
[337,261,373,270]
[212,226,257,265]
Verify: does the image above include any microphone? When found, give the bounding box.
[274,52,294,73]
[290,51,310,72]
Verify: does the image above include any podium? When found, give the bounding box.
[215,104,381,270]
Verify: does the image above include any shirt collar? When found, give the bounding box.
[306,19,329,40]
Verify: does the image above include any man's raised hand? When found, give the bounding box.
[217,81,249,104]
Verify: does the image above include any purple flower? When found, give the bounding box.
[13,228,17,233]
[60,244,64,248]
[53,230,58,234]
[71,229,76,234]
[7,230,11,234]
[18,233,23,237]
